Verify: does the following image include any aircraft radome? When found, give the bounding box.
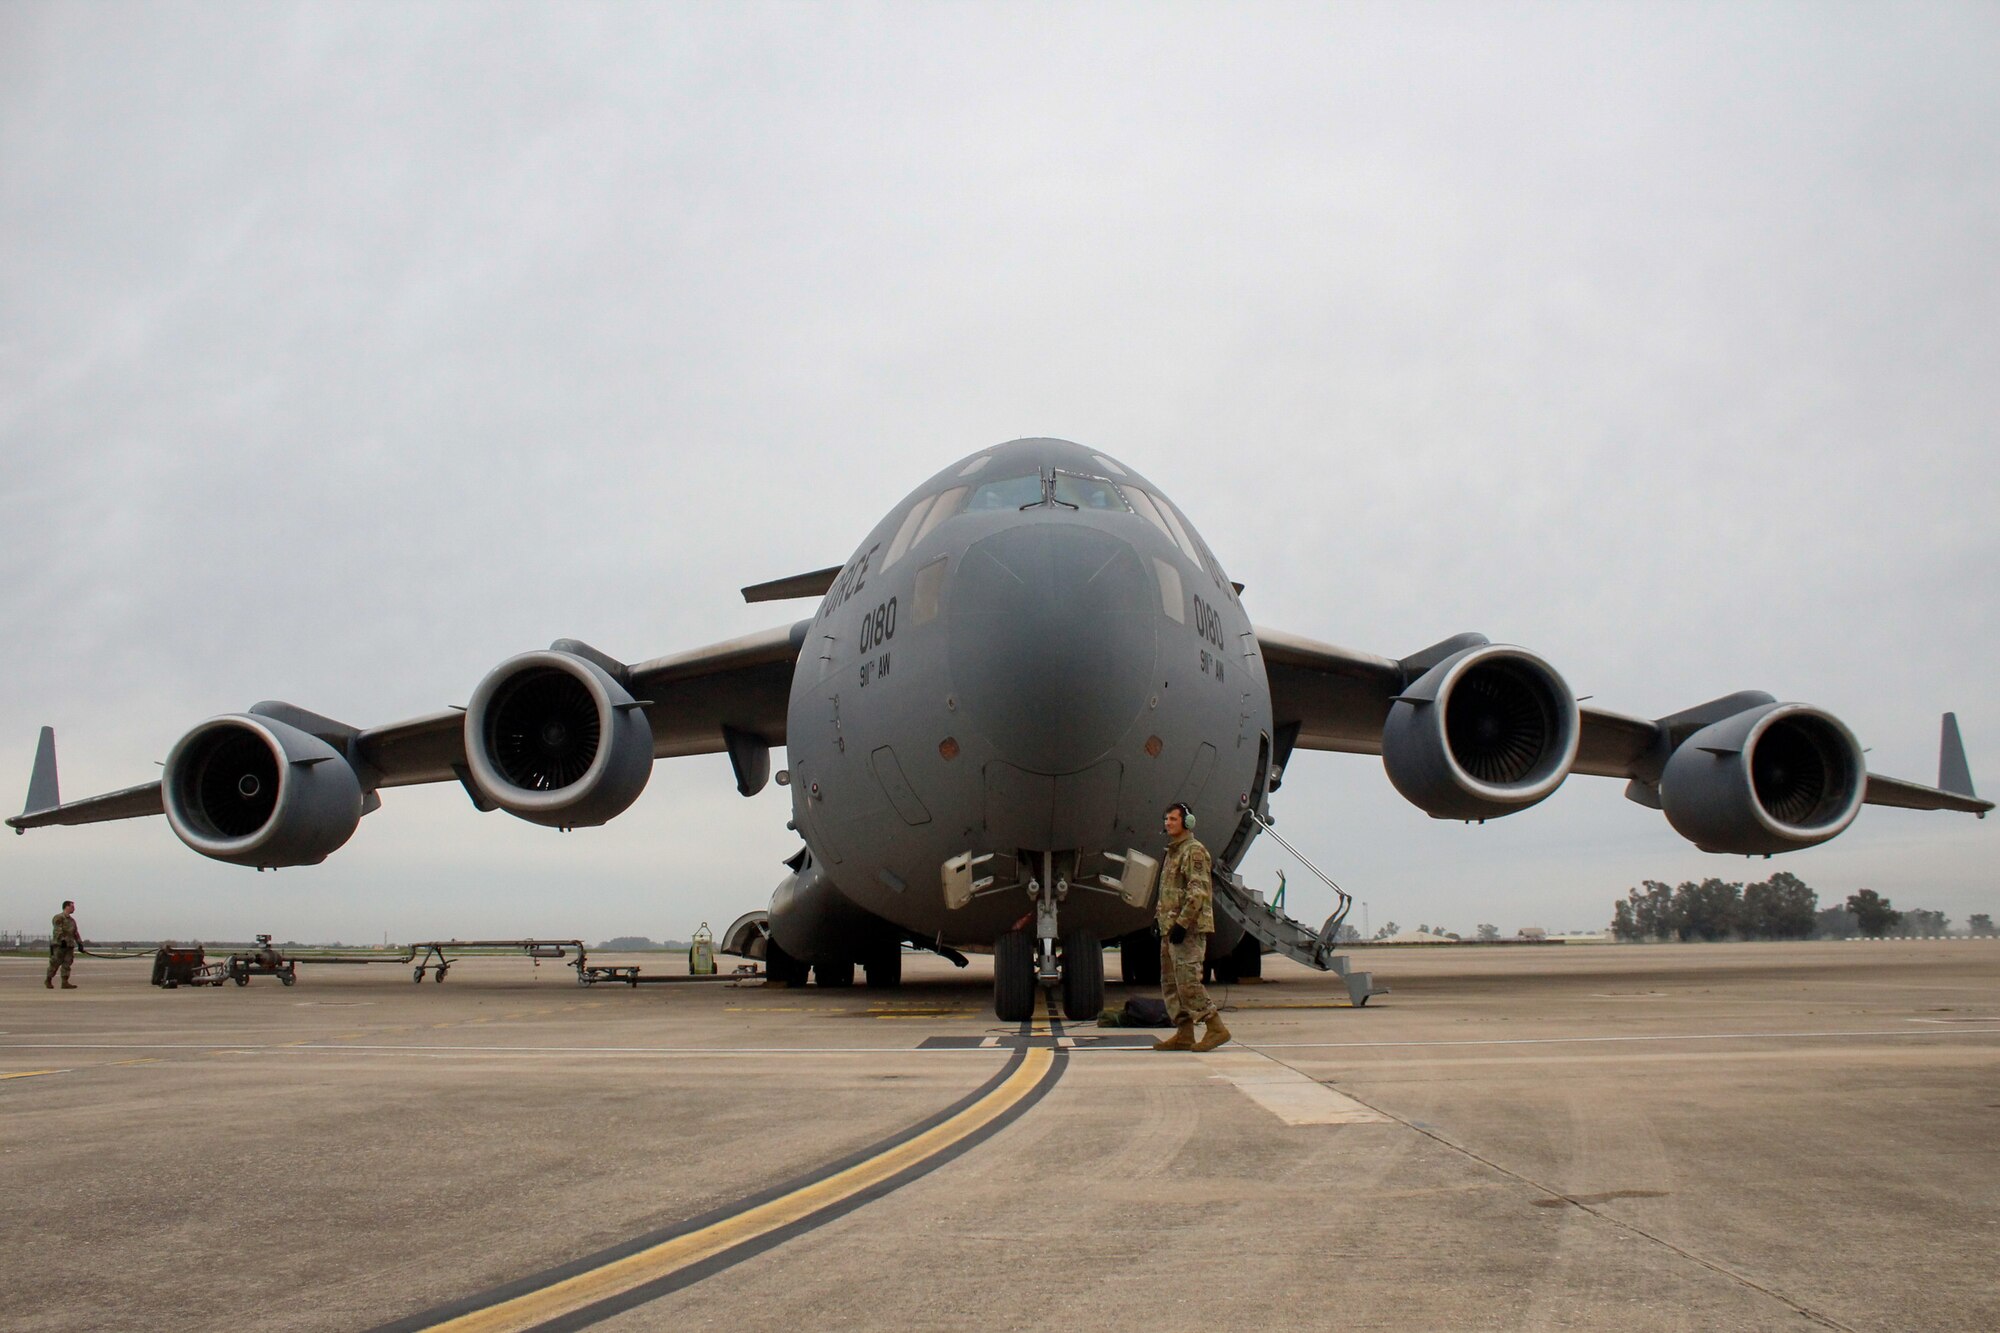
[10,439,1989,1020]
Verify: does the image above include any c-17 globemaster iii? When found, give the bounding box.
[9,439,1990,1019]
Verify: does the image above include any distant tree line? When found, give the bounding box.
[1610,874,1981,941]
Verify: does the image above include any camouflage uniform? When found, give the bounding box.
[46,908,80,988]
[1156,831,1216,1024]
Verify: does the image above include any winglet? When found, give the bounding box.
[1939,712,1977,799]
[23,726,59,817]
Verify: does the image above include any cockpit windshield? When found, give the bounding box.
[966,473,1045,511]
[886,468,1141,558]
[1052,471,1129,511]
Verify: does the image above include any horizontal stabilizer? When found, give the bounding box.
[741,565,842,604]
[1940,712,1976,798]
[24,726,58,816]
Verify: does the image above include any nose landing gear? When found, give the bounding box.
[1058,926,1102,1021]
[992,853,1105,1022]
[993,927,1036,1022]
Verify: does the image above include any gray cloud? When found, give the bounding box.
[4,2,1995,941]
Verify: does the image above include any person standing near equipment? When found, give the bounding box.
[46,899,80,990]
[1153,804,1230,1052]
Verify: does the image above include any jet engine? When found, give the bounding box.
[1660,702,1865,854]
[162,715,364,867]
[463,650,653,827]
[1382,645,1580,820]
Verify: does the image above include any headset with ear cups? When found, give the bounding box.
[1165,801,1196,830]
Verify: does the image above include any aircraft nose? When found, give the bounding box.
[947,520,1160,775]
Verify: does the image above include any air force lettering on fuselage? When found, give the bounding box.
[7,437,1989,1022]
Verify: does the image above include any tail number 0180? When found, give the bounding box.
[858,597,897,654]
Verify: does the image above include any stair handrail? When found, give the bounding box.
[1244,809,1353,962]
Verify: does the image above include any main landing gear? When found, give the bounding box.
[1118,926,1161,987]
[764,937,902,990]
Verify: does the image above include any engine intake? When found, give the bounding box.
[162,716,363,867]
[1382,645,1580,820]
[464,650,653,827]
[1661,703,1865,853]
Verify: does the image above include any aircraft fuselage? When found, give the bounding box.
[777,439,1271,961]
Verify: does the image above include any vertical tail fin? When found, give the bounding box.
[24,726,60,816]
[1939,713,1976,799]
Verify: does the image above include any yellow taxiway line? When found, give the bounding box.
[425,1045,1056,1332]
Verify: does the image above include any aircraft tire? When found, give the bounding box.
[1231,934,1262,980]
[992,929,1036,1022]
[863,947,902,989]
[764,939,810,987]
[1118,929,1161,987]
[813,960,855,988]
[1060,928,1103,1020]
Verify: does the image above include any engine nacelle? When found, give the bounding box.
[162,716,363,867]
[1661,703,1865,854]
[464,650,653,827]
[1382,645,1581,821]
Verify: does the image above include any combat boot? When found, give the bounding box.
[1193,1013,1232,1052]
[44,976,53,989]
[1151,1020,1195,1051]
[61,980,77,990]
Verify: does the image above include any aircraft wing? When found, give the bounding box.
[1257,626,1665,771]
[9,621,809,833]
[1860,772,1991,814]
[626,620,806,759]
[1256,625,1990,818]
[6,779,166,829]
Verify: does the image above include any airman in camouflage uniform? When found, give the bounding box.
[46,900,80,990]
[1153,804,1231,1051]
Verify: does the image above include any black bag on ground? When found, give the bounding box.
[1121,996,1172,1027]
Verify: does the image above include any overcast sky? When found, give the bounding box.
[3,2,1995,945]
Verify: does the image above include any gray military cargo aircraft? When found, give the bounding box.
[10,438,1990,1020]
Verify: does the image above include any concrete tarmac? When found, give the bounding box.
[3,940,1996,1331]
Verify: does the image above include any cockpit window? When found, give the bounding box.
[881,494,937,571]
[1159,498,1230,594]
[892,472,1161,558]
[1151,494,1206,570]
[1124,484,1208,571]
[958,455,994,477]
[1052,472,1130,511]
[966,473,1045,511]
[1121,485,1176,542]
[1091,454,1128,478]
[912,485,969,545]
[1189,527,1235,598]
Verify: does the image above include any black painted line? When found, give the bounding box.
[373,1048,1033,1333]
[532,1044,1068,1330]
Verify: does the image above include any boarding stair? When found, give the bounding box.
[1214,810,1387,1007]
